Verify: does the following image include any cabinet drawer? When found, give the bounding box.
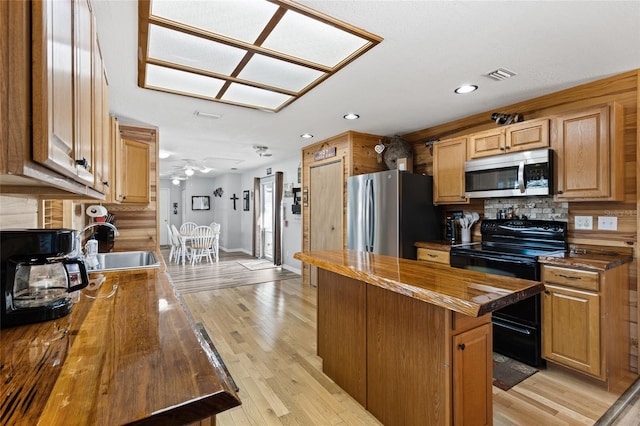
[417,248,450,265]
[542,266,599,291]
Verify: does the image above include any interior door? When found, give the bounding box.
[159,188,170,246]
[260,176,275,261]
[310,160,343,286]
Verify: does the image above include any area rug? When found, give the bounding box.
[237,259,278,271]
[492,353,538,391]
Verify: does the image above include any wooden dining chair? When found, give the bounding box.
[180,222,198,235]
[188,226,215,264]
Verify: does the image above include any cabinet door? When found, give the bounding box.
[553,103,623,201]
[433,137,469,204]
[32,0,77,179]
[73,0,94,185]
[542,284,602,378]
[467,128,504,159]
[452,323,492,426]
[506,119,549,153]
[119,138,150,203]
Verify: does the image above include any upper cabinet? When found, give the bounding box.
[109,119,153,204]
[1,0,110,198]
[553,102,624,201]
[433,137,469,204]
[467,118,550,159]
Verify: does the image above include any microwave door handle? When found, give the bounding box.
[517,161,525,193]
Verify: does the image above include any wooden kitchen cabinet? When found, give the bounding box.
[452,321,492,426]
[112,121,152,204]
[467,118,550,159]
[417,247,450,265]
[92,27,111,195]
[541,263,631,391]
[433,136,469,204]
[553,102,624,201]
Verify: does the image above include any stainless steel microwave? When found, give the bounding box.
[464,148,553,198]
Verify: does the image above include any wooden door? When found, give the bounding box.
[452,323,492,426]
[433,137,469,204]
[120,138,150,203]
[310,160,343,286]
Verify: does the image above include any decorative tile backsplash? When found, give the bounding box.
[483,197,568,221]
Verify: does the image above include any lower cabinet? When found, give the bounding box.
[541,263,632,392]
[317,269,492,426]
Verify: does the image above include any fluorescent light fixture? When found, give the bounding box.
[185,167,195,176]
[455,84,478,94]
[300,133,314,139]
[194,111,222,119]
[343,113,360,120]
[159,150,171,159]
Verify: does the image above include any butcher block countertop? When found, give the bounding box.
[0,268,240,425]
[294,249,544,317]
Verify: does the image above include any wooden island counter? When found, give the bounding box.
[294,249,545,426]
[0,267,240,425]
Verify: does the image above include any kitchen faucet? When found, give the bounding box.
[73,222,119,261]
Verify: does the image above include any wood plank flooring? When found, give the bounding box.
[163,250,639,425]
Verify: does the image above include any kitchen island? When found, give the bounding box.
[0,267,240,425]
[294,249,545,426]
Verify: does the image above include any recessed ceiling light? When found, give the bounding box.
[300,133,314,139]
[158,150,171,159]
[343,113,360,120]
[454,84,478,94]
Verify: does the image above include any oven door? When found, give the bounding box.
[449,250,539,281]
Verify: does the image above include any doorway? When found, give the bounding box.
[260,176,275,261]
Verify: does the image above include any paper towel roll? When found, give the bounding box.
[86,205,108,218]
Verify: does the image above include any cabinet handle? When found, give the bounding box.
[428,254,437,258]
[103,181,110,187]
[557,190,563,194]
[499,147,505,151]
[75,157,89,169]
[544,290,550,294]
[558,274,581,280]
[458,343,466,350]
[460,196,466,200]
[505,146,511,150]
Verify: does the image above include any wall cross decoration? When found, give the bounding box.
[230,194,239,210]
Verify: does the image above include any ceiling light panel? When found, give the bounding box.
[146,64,226,99]
[140,0,382,111]
[148,24,245,75]
[262,10,370,67]
[238,54,325,92]
[150,0,278,44]
[223,83,293,110]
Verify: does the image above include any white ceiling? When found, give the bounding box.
[91,0,640,180]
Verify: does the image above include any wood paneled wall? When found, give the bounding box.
[0,195,39,228]
[403,69,639,372]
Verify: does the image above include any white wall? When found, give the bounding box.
[159,153,302,273]
[240,154,302,273]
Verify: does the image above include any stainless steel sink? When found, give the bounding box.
[91,251,160,271]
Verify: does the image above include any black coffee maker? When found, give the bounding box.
[1,229,89,328]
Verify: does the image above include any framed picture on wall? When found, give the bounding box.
[243,190,250,211]
[192,196,210,210]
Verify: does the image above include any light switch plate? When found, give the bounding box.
[598,216,618,231]
[575,216,593,230]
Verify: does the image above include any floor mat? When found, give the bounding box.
[492,353,538,391]
[237,259,278,270]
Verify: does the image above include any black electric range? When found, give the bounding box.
[449,219,568,367]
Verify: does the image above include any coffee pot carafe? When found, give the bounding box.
[1,229,89,328]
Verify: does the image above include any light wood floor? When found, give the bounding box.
[164,250,639,425]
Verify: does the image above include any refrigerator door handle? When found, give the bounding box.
[367,178,375,252]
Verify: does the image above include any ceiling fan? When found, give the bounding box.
[253,145,272,157]
[172,159,213,176]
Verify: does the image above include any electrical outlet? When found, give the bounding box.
[574,216,593,230]
[598,216,618,231]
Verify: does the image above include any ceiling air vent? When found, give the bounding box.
[486,68,517,81]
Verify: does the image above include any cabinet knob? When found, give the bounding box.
[505,146,511,150]
[458,343,466,351]
[499,147,505,151]
[544,290,551,295]
[557,190,563,194]
[75,157,89,169]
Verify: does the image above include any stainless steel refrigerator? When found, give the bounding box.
[347,170,441,260]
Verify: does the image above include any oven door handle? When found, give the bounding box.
[517,160,525,193]
[451,253,535,266]
[493,318,532,335]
